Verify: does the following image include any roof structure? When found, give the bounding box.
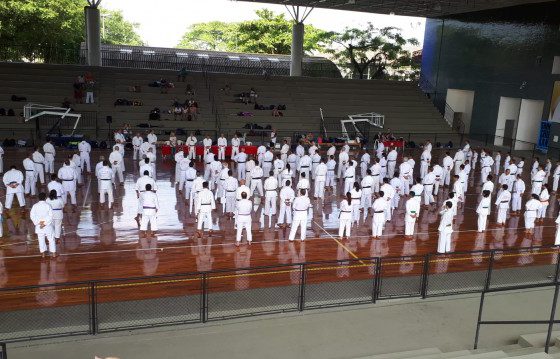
[238,0,551,17]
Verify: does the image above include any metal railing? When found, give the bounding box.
[474,251,560,353]
[0,342,6,359]
[0,244,558,343]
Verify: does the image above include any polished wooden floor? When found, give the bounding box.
[0,147,557,311]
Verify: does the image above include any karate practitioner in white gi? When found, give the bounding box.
[30,192,56,258]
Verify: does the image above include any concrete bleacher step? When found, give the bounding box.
[412,349,473,359]
[353,347,442,359]
[457,351,508,359]
[518,332,560,348]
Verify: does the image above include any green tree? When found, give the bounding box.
[0,1,144,63]
[327,24,419,80]
[101,9,144,46]
[177,9,332,55]
[177,21,236,51]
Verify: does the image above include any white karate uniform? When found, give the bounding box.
[235,199,253,243]
[371,197,387,237]
[538,188,549,219]
[386,150,398,178]
[531,170,546,194]
[250,166,264,196]
[338,151,349,179]
[43,142,56,174]
[217,136,227,160]
[453,151,465,175]
[98,166,114,208]
[58,165,77,205]
[195,188,215,231]
[437,208,454,253]
[78,141,92,172]
[289,196,311,241]
[264,176,278,217]
[235,152,248,180]
[278,186,295,225]
[224,177,239,213]
[495,190,511,224]
[30,201,55,254]
[343,165,356,195]
[32,151,45,184]
[422,172,436,205]
[46,197,64,239]
[231,137,240,158]
[399,162,412,195]
[420,150,431,179]
[524,198,540,229]
[442,156,453,186]
[140,191,159,231]
[326,159,337,188]
[314,163,327,200]
[405,197,420,236]
[476,197,491,232]
[3,169,25,209]
[262,150,274,177]
[186,135,197,160]
[511,179,525,212]
[555,214,560,245]
[23,158,36,195]
[132,136,143,160]
[339,200,353,238]
[109,151,124,183]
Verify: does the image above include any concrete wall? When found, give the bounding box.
[421,1,560,141]
[494,97,521,146]
[446,89,475,132]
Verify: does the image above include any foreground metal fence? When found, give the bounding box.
[0,245,558,343]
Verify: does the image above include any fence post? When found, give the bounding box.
[201,273,208,323]
[89,282,98,335]
[298,264,306,311]
[421,254,431,298]
[544,254,560,353]
[374,257,382,302]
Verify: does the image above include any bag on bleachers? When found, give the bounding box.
[0,108,5,116]
[7,109,14,116]
[148,81,159,87]
[133,99,143,106]
[278,104,286,110]
[149,108,161,121]
[11,95,27,102]
[265,125,272,130]
[114,98,130,106]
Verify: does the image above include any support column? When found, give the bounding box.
[85,6,102,66]
[290,22,304,77]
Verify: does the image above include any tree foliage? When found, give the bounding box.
[178,9,332,55]
[101,9,144,46]
[0,0,144,62]
[327,24,419,80]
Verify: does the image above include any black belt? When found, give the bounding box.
[101,179,111,181]
[62,179,74,181]
[501,200,508,203]
[237,161,246,163]
[388,160,396,162]
[25,169,34,171]
[264,161,272,163]
[301,166,309,168]
[374,211,384,213]
[313,161,320,164]
[328,169,335,171]
[372,174,379,176]
[295,209,307,211]
[252,177,262,180]
[33,162,43,165]
[424,183,434,186]
[143,206,156,209]
[186,179,194,181]
[227,190,236,192]
[533,180,543,183]
[363,186,371,188]
[345,176,354,179]
[351,197,360,200]
[266,189,277,192]
[201,203,211,206]
[341,210,351,213]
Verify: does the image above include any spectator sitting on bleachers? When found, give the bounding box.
[185,84,195,96]
[249,88,258,103]
[149,78,174,93]
[186,99,199,121]
[177,67,188,82]
[173,105,184,120]
[272,107,283,117]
